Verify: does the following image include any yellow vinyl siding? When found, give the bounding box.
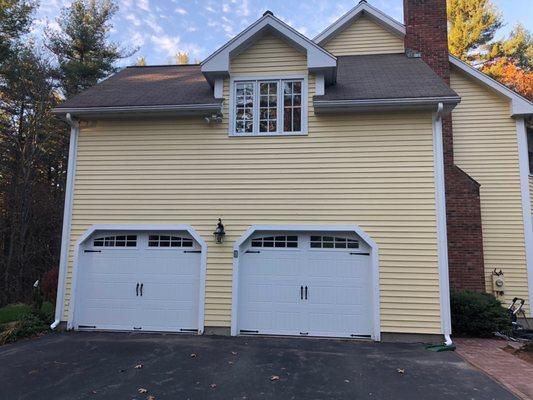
[322,16,405,56]
[63,34,442,335]
[451,68,529,311]
[230,34,307,75]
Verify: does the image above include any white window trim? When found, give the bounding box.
[229,74,308,137]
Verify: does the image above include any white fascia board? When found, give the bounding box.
[201,14,336,79]
[450,56,533,116]
[313,1,405,45]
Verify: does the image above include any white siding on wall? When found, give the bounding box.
[322,16,405,56]
[64,34,442,335]
[451,68,529,311]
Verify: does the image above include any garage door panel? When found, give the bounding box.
[238,232,373,338]
[76,231,202,332]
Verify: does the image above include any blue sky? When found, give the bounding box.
[33,0,533,66]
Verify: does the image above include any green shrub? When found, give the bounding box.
[0,304,32,324]
[451,291,510,337]
[0,312,49,345]
[39,302,54,324]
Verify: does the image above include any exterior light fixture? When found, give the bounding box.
[213,218,226,243]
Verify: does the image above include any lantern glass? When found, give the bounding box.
[213,219,225,243]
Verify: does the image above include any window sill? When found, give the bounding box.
[229,131,308,138]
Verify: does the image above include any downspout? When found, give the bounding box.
[434,102,453,346]
[51,113,79,330]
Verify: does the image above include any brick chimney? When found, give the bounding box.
[403,0,450,83]
[404,0,486,293]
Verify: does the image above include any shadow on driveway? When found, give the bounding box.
[0,332,517,399]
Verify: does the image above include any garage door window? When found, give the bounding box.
[310,236,359,249]
[148,235,194,248]
[93,235,137,247]
[251,235,298,248]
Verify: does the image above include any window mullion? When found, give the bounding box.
[277,80,282,134]
[254,81,259,134]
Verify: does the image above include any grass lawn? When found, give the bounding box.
[0,302,54,324]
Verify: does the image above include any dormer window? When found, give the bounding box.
[230,77,307,136]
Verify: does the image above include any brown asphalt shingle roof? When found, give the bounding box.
[56,54,459,111]
[56,64,221,110]
[317,54,459,101]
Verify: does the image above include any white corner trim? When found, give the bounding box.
[313,1,405,45]
[214,79,224,99]
[67,224,208,333]
[315,73,325,96]
[449,56,533,116]
[433,108,452,336]
[201,13,336,78]
[230,224,381,341]
[516,119,533,317]
[52,116,79,328]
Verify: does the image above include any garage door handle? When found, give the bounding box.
[300,286,303,300]
[305,286,308,300]
[136,283,139,296]
[140,283,143,296]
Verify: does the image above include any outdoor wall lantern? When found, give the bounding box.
[213,218,226,243]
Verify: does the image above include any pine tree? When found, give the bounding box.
[0,0,36,66]
[45,0,135,98]
[486,24,533,71]
[447,0,502,60]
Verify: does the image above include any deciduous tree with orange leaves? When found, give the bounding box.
[447,0,533,100]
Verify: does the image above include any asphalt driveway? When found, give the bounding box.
[0,332,517,400]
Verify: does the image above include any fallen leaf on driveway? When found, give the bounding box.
[134,364,143,369]
[396,369,405,374]
[210,383,217,389]
[138,388,148,394]
[270,375,280,381]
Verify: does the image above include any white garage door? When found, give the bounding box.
[238,233,373,338]
[75,232,202,333]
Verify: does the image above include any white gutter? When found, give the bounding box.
[51,113,79,330]
[52,103,223,117]
[433,102,453,345]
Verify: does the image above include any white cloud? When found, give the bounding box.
[137,0,150,12]
[151,34,181,57]
[125,13,141,27]
[175,7,188,15]
[131,31,146,47]
[145,15,163,34]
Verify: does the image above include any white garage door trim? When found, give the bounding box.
[231,224,381,341]
[67,224,207,333]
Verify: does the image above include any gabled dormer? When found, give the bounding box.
[201,11,337,95]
